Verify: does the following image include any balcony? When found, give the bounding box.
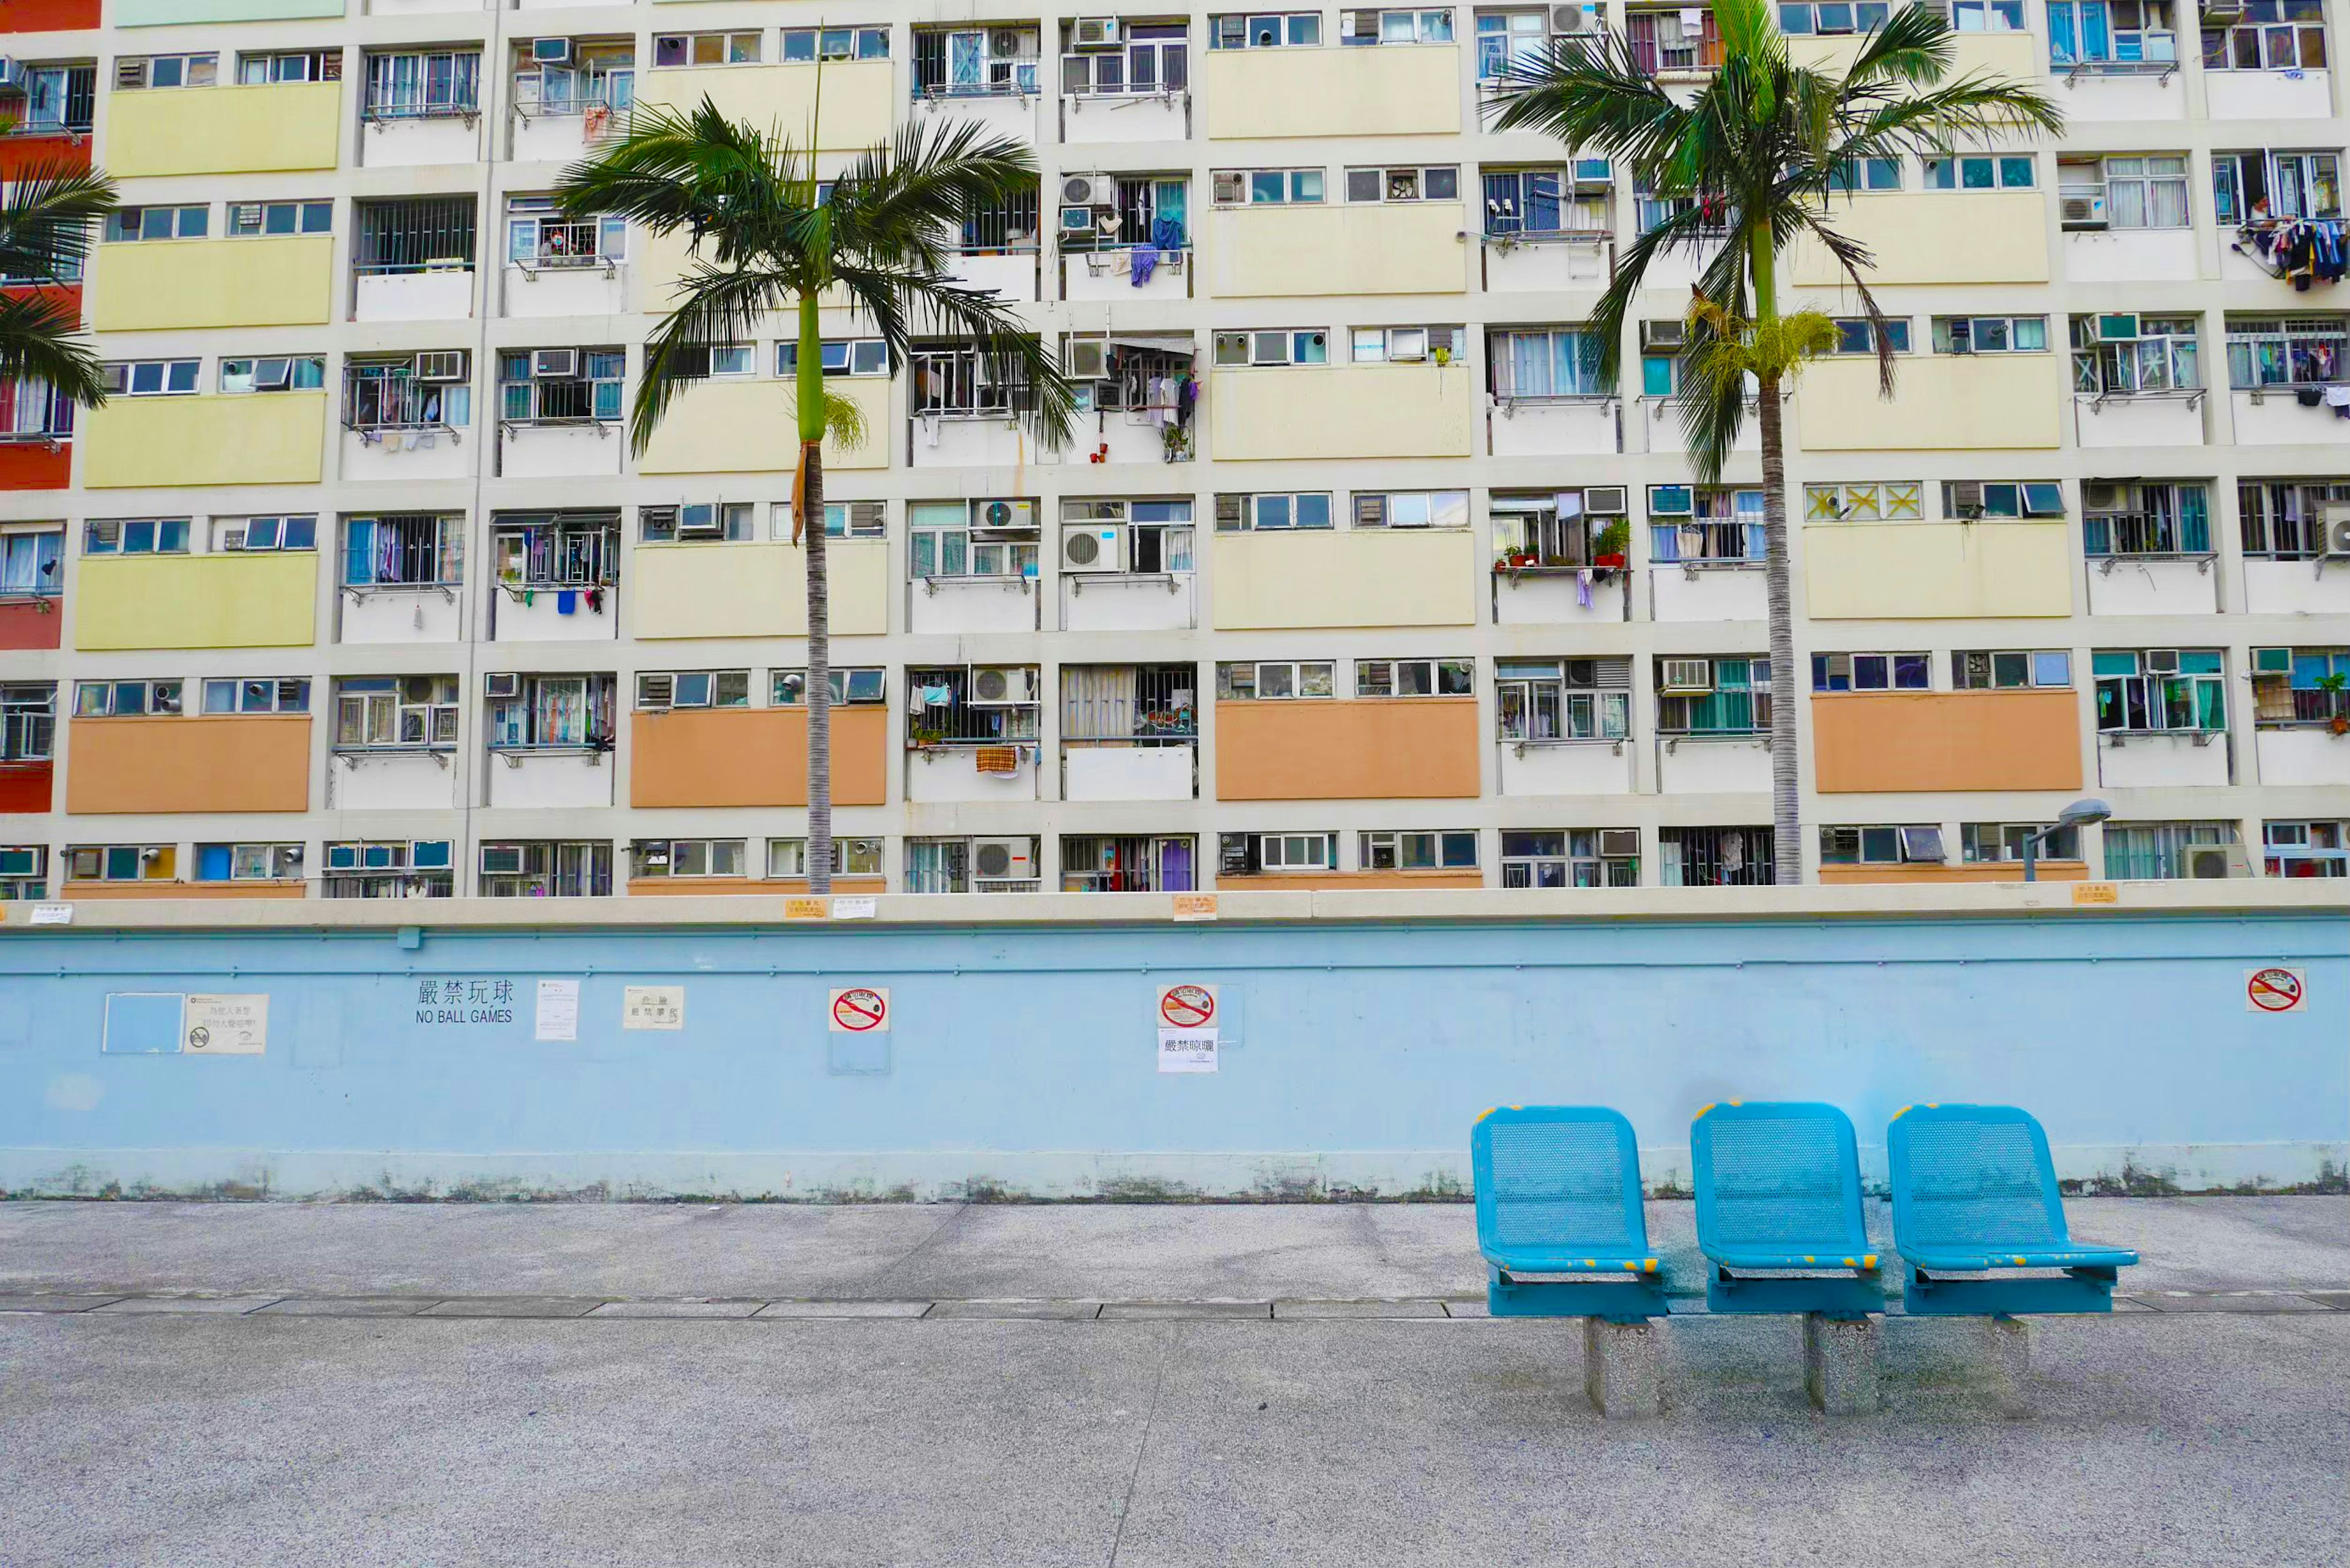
[633,540,889,640]
[1795,356,2062,450]
[0,129,92,181]
[638,61,892,150]
[107,82,340,179]
[1063,244,1193,303]
[91,236,332,332]
[1062,85,1189,146]
[1657,732,1771,794]
[1062,664,1196,801]
[2256,723,2350,786]
[66,715,310,814]
[1490,395,1619,460]
[1491,564,1627,627]
[2084,553,2218,616]
[1496,738,1633,796]
[909,571,1039,635]
[360,102,483,170]
[2230,387,2346,447]
[327,749,457,812]
[1804,520,2072,619]
[1482,230,1613,293]
[1204,203,1467,297]
[83,393,326,490]
[2072,389,2206,450]
[1651,562,1765,622]
[2063,225,2197,285]
[950,244,1041,303]
[2205,68,2331,119]
[1210,529,1475,630]
[1204,42,1460,138]
[2245,556,2350,616]
[906,744,1041,802]
[2097,729,2231,788]
[1062,567,1196,633]
[485,748,611,809]
[638,379,889,476]
[1813,691,2081,794]
[1215,697,1479,801]
[74,552,316,652]
[630,706,888,808]
[0,758,49,813]
[1211,362,1475,462]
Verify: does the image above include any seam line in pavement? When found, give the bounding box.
[1105,1322,1176,1568]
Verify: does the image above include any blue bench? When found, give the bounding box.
[1692,1100,1882,1318]
[1472,1105,1665,1323]
[1889,1103,2139,1315]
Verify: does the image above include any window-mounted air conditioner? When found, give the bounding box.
[533,348,578,379]
[412,840,453,870]
[1661,658,1713,693]
[2201,0,2245,23]
[1073,17,1122,48]
[974,498,1035,533]
[1585,486,1628,514]
[676,502,723,537]
[2061,190,2109,228]
[326,843,361,872]
[635,673,676,709]
[532,39,573,64]
[1061,524,1122,573]
[416,350,467,382]
[969,665,1037,705]
[972,837,1034,880]
[0,848,34,876]
[1640,320,1688,351]
[2097,313,2141,341]
[1212,170,1247,206]
[480,845,525,875]
[486,673,521,698]
[1067,338,1109,380]
[219,527,247,551]
[1597,829,1641,859]
[2146,649,2180,674]
[1947,480,1985,520]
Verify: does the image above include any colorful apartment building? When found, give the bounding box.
[0,0,2344,900]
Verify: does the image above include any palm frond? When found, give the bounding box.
[629,261,795,455]
[818,388,869,450]
[1838,3,1956,88]
[0,290,106,407]
[835,259,1078,449]
[0,161,115,287]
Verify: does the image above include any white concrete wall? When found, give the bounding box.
[1484,238,1610,293]
[2230,391,2347,447]
[2255,728,2350,787]
[501,264,626,319]
[485,750,612,808]
[1651,566,1766,624]
[1492,571,1625,627]
[354,270,476,324]
[909,576,1039,634]
[1488,400,1616,458]
[340,428,474,483]
[2062,228,2196,284]
[491,589,616,643]
[2097,732,2232,788]
[1063,251,1191,302]
[1063,745,1195,801]
[2059,73,2184,124]
[512,114,606,166]
[2205,70,2331,119]
[1658,735,1773,794]
[1068,413,1184,466]
[1498,741,1634,797]
[499,425,622,480]
[911,415,1037,469]
[1061,94,1187,145]
[2085,557,2218,616]
[337,589,461,646]
[2244,559,2350,617]
[359,116,482,168]
[2074,395,2204,450]
[911,94,1041,142]
[328,750,458,812]
[906,745,1043,803]
[951,250,1040,304]
[1061,572,1195,632]
[1641,398,1757,455]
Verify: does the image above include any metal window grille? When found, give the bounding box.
[1658,826,1774,886]
[1059,663,1198,742]
[906,667,1039,745]
[1059,835,1198,892]
[355,197,476,274]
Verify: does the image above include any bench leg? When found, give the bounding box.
[1581,1317,1662,1418]
[1979,1315,2032,1416]
[1802,1313,1880,1416]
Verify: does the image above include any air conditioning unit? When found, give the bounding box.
[1947,480,1985,520]
[2322,503,2350,556]
[1585,486,1628,514]
[1073,17,1122,48]
[1062,524,1123,572]
[416,350,467,382]
[1061,173,1112,208]
[636,673,676,709]
[1061,204,1103,234]
[1067,338,1109,380]
[2061,190,2109,228]
[480,845,524,875]
[0,59,24,91]
[0,847,35,875]
[2146,649,2180,674]
[676,502,724,537]
[1341,9,1381,40]
[969,665,1037,705]
[1592,830,1637,861]
[2201,0,2245,21]
[326,843,361,872]
[412,841,453,870]
[975,498,1035,532]
[2184,842,2251,880]
[990,28,1030,57]
[972,837,1034,881]
[2097,313,2140,341]
[1662,659,1713,693]
[1640,320,1688,351]
[1552,4,1595,32]
[218,527,247,551]
[1212,170,1247,206]
[531,38,573,64]
[533,349,578,379]
[2083,481,2122,512]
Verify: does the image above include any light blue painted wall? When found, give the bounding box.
[1,913,2341,1198]
[114,0,344,25]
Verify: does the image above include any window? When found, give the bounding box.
[2225,316,2345,388]
[1217,660,1336,699]
[1482,164,1613,235]
[364,49,477,117]
[1210,12,1326,47]
[1949,0,2026,28]
[1353,491,1470,529]
[638,502,756,543]
[2081,481,2210,556]
[0,379,71,441]
[776,338,891,378]
[506,195,627,267]
[11,64,97,135]
[1491,491,1629,566]
[0,529,62,597]
[912,24,1043,95]
[1659,826,1774,886]
[2203,0,2327,71]
[1064,20,1190,96]
[1220,832,1338,873]
[2263,819,2349,878]
[344,514,462,588]
[772,668,889,706]
[1828,155,1903,191]
[1349,325,1462,363]
[354,198,476,276]
[114,54,218,90]
[1340,8,1456,43]
[214,515,318,553]
[652,32,763,67]
[1210,168,1326,206]
[633,671,750,711]
[782,27,890,62]
[631,838,748,879]
[2047,0,2179,67]
[772,500,888,542]
[904,668,1040,746]
[1,683,54,762]
[2251,646,2350,726]
[498,348,625,424]
[323,839,455,899]
[1215,492,1333,531]
[2240,480,2350,559]
[1648,486,1764,562]
[1345,165,1461,203]
[958,186,1041,254]
[238,48,339,84]
[1501,829,1639,888]
[1802,482,1925,522]
[1060,498,1195,572]
[2062,155,2190,229]
[344,356,471,431]
[1060,835,1199,895]
[2102,821,2236,881]
[1963,823,2080,863]
[486,673,616,750]
[74,679,183,717]
[1932,315,2049,353]
[1819,825,1947,865]
[1923,155,2037,190]
[1476,10,1567,78]
[478,841,612,898]
[1498,658,1632,741]
[911,345,1035,416]
[1214,329,1331,367]
[1780,1,1891,32]
[67,846,177,883]
[1360,831,1479,871]
[83,518,190,556]
[220,356,327,395]
[1810,652,1930,692]
[1942,480,2065,520]
[0,844,46,901]
[512,39,635,115]
[1633,176,1729,237]
[1356,658,1475,696]
[335,676,459,749]
[1952,650,2074,690]
[225,200,333,240]
[2094,649,2225,733]
[1828,318,1912,355]
[103,206,209,243]
[909,499,1039,579]
[194,843,304,883]
[1656,657,1770,734]
[1625,6,1724,72]
[200,678,308,716]
[2212,150,2341,226]
[2070,313,2199,395]
[491,512,618,588]
[767,837,886,879]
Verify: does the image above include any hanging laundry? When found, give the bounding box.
[917,684,954,708]
[1130,245,1157,286]
[1151,215,1185,255]
[973,745,1020,775]
[521,589,535,607]
[2326,384,2350,419]
[584,587,605,612]
[1576,568,1594,609]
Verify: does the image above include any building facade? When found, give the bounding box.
[0,0,2344,900]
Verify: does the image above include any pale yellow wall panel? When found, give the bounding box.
[633,539,888,638]
[91,237,334,332]
[638,61,892,149]
[1788,30,2039,77]
[1210,364,1474,461]
[1205,46,1461,139]
[106,82,341,177]
[1791,192,2046,285]
[1211,530,1475,630]
[636,378,888,473]
[1804,521,2073,619]
[1207,203,1468,297]
[82,394,327,488]
[1794,355,2060,450]
[75,553,317,651]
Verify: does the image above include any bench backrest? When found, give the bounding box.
[1692,1100,1867,1252]
[1888,1103,2069,1251]
[1472,1105,1647,1256]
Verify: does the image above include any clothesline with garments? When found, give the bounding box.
[2235,212,2346,291]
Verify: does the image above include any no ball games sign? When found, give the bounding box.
[829,987,890,1034]
[2245,967,2307,1014]
[1155,982,1218,1073]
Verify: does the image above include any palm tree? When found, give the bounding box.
[559,105,1075,894]
[1493,0,2060,884]
[0,159,116,408]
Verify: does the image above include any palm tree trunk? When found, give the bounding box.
[1749,225,1801,886]
[796,293,832,897]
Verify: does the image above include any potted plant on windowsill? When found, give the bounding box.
[2319,672,2349,735]
[1591,518,1630,570]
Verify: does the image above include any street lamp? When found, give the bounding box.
[2021,797,2111,883]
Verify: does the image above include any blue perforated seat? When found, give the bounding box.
[1692,1101,1881,1316]
[1472,1106,1663,1320]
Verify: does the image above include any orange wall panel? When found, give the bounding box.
[62,880,308,900]
[0,440,70,492]
[630,706,888,808]
[1215,698,1481,801]
[1811,690,2081,795]
[1817,861,2087,884]
[65,715,311,815]
[0,760,51,812]
[0,0,99,32]
[625,876,889,897]
[0,600,58,649]
[0,136,91,176]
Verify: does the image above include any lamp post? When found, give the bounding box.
[2022,797,2112,883]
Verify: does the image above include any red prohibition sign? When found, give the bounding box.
[834,988,887,1031]
[1160,985,1215,1028]
[2247,968,2303,1012]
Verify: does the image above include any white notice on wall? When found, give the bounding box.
[831,896,878,920]
[1158,1027,1218,1073]
[622,984,685,1030]
[29,903,72,926]
[184,994,268,1055]
[534,978,581,1042]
